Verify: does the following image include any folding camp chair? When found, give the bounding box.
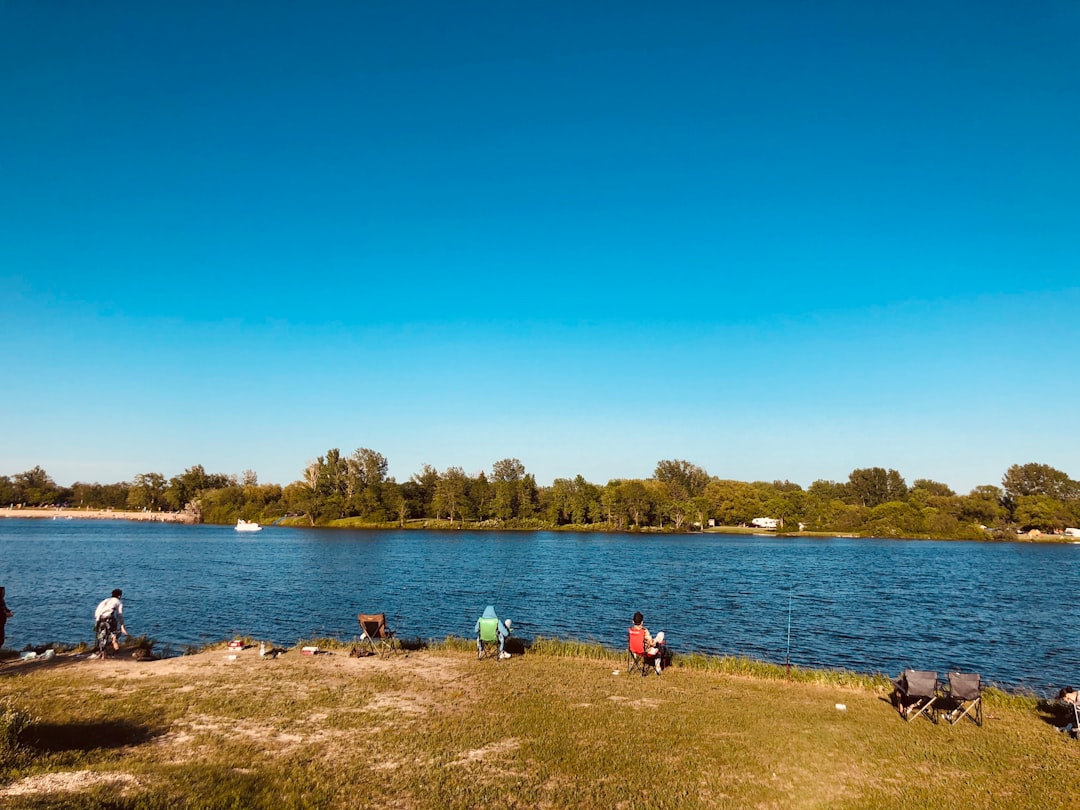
[891,669,940,723]
[627,626,655,677]
[941,671,983,726]
[356,613,401,658]
[477,616,501,661]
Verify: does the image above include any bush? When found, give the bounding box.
[0,698,33,767]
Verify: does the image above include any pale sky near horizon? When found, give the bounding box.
[2,2,1078,494]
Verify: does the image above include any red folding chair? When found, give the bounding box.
[627,626,656,677]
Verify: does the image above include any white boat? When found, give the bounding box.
[235,519,262,533]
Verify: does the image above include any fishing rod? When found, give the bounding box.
[786,592,792,680]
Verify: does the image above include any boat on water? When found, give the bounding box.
[235,519,263,533]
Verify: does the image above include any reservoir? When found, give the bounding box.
[1,519,1076,692]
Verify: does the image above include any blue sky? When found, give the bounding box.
[2,2,1078,494]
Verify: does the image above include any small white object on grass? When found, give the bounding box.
[835,703,846,711]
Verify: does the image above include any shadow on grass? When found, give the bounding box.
[27,719,162,753]
[0,646,169,678]
[396,635,531,655]
[505,637,528,656]
[1035,699,1075,730]
[0,647,92,676]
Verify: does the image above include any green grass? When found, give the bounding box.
[0,644,1076,808]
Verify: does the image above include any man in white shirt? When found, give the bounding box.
[94,588,127,656]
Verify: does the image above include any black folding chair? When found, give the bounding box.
[891,669,940,723]
[940,671,983,726]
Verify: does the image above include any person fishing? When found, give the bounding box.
[93,588,128,658]
[632,611,666,675]
[475,605,513,659]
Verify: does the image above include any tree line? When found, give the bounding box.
[2,455,1078,539]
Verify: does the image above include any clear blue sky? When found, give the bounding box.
[2,2,1078,494]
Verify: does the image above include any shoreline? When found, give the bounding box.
[0,506,196,524]
[2,507,1069,543]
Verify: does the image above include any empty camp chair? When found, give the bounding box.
[891,669,940,723]
[356,613,401,658]
[941,671,983,726]
[477,615,501,661]
[627,626,655,677]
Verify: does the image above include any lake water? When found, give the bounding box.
[1,519,1077,692]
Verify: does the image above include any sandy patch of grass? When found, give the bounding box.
[0,770,142,797]
[450,736,521,765]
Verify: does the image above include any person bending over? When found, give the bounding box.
[94,588,128,658]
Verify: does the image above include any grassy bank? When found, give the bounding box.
[1,641,1077,809]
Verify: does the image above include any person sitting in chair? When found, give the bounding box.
[475,605,512,659]
[1056,687,1079,735]
[632,611,666,675]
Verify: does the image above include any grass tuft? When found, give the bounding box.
[0,698,34,768]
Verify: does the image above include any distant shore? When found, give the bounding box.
[0,506,196,524]
[1,507,1071,542]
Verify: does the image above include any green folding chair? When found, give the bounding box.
[477,616,501,661]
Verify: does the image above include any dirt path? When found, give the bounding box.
[2,643,461,683]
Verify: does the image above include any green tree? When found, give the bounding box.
[70,481,129,509]
[491,458,526,521]
[807,479,848,502]
[434,467,469,524]
[846,467,908,508]
[127,472,167,511]
[957,485,1007,526]
[653,459,710,501]
[347,448,388,491]
[322,449,348,501]
[1013,495,1070,531]
[760,482,806,529]
[0,475,15,506]
[1002,463,1077,505]
[666,499,691,530]
[166,464,211,511]
[409,465,440,518]
[469,471,494,521]
[544,478,575,525]
[13,466,61,505]
[601,480,628,530]
[546,475,601,525]
[911,479,955,498]
[382,482,409,527]
[690,496,712,531]
[864,501,925,537]
[605,480,652,528]
[705,479,764,526]
[570,475,601,525]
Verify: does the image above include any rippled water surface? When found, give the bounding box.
[2,519,1078,691]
